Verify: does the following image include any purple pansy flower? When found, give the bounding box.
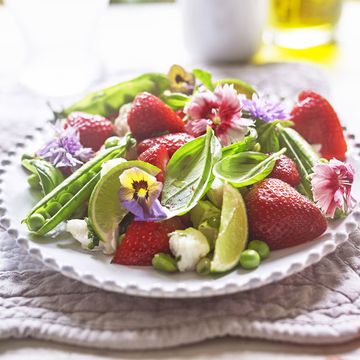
[37,122,93,171]
[242,94,289,123]
[118,167,169,221]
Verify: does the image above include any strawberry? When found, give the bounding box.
[112,218,185,266]
[137,132,194,157]
[66,112,114,151]
[127,92,185,141]
[269,155,300,187]
[138,144,169,182]
[291,91,347,161]
[245,178,327,250]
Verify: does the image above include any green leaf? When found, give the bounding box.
[192,69,214,91]
[161,92,191,110]
[213,149,286,188]
[257,122,280,153]
[161,127,221,215]
[221,127,258,157]
[215,78,257,99]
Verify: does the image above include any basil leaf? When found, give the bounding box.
[161,127,221,215]
[161,92,191,111]
[213,149,286,187]
[257,122,280,153]
[215,78,257,99]
[222,127,258,157]
[192,69,214,91]
[30,159,65,194]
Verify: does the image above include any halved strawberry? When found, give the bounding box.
[137,132,194,157]
[291,91,347,160]
[112,218,185,266]
[138,144,169,182]
[128,92,185,141]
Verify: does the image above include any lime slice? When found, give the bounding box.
[210,183,248,273]
[215,79,256,99]
[88,160,160,246]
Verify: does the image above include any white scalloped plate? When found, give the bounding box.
[1,125,360,298]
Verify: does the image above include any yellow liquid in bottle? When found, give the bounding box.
[270,0,342,49]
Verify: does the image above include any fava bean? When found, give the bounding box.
[152,253,178,273]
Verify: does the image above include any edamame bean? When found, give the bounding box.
[239,250,260,270]
[196,257,211,275]
[27,213,45,231]
[247,240,270,260]
[152,253,178,273]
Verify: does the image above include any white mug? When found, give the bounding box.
[179,0,268,63]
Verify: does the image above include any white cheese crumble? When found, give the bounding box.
[169,228,210,272]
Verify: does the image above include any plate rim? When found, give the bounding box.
[1,125,360,298]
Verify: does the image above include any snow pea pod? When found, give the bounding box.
[23,136,133,235]
[277,126,320,199]
[60,73,170,119]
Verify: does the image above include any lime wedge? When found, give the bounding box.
[215,79,256,99]
[210,183,248,273]
[88,160,160,247]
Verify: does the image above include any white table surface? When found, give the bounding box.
[1,1,360,359]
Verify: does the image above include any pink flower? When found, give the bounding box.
[184,84,253,146]
[311,159,356,218]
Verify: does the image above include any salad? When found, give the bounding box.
[21,65,356,275]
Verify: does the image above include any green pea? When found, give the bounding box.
[46,202,62,216]
[36,208,50,219]
[105,136,122,149]
[207,216,220,228]
[252,143,261,152]
[196,257,211,275]
[239,250,260,270]
[247,240,270,260]
[58,192,73,205]
[152,253,178,273]
[27,213,45,231]
[67,179,83,194]
[27,174,40,189]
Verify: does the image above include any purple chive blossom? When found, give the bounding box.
[242,94,289,123]
[37,122,93,170]
[118,167,169,221]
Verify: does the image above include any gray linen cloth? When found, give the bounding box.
[1,63,359,350]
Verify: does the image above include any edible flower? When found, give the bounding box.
[118,167,168,221]
[311,159,356,218]
[37,122,93,171]
[184,84,253,146]
[168,64,195,95]
[241,93,289,123]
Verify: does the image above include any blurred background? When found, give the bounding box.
[0,0,359,131]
